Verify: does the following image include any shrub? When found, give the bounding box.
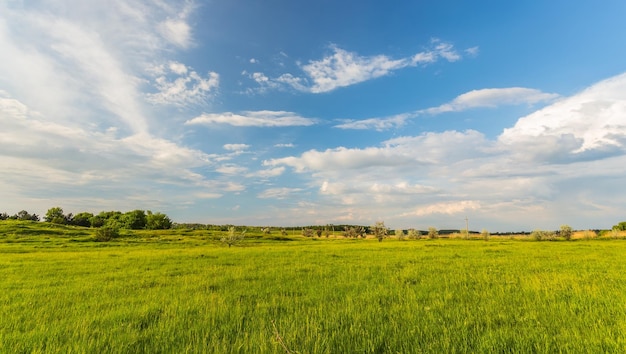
[94,226,119,242]
[531,230,556,241]
[428,227,439,239]
[560,225,573,241]
[396,229,405,241]
[221,227,245,247]
[372,221,388,242]
[302,228,315,237]
[481,229,490,241]
[407,229,420,240]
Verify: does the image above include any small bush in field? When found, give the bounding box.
[481,229,490,241]
[407,229,421,240]
[428,227,439,239]
[372,221,388,242]
[396,229,405,241]
[221,227,245,248]
[531,230,556,241]
[560,225,573,241]
[94,226,119,242]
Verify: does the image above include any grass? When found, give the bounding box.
[1,221,626,353]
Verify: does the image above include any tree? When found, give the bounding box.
[395,229,405,241]
[0,212,8,220]
[560,225,573,241]
[612,221,626,231]
[45,207,66,224]
[481,228,490,241]
[372,221,388,242]
[121,210,147,230]
[72,212,94,227]
[407,229,421,240]
[145,211,172,230]
[221,226,245,248]
[428,227,439,239]
[15,210,39,221]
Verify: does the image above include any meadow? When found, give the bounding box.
[1,221,625,353]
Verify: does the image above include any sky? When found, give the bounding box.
[1,0,626,232]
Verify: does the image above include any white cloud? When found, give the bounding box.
[248,167,285,178]
[499,72,626,162]
[147,61,219,107]
[223,144,250,152]
[465,46,480,57]
[274,143,295,148]
[265,145,419,173]
[334,87,558,131]
[426,88,560,114]
[405,200,481,217]
[250,39,468,93]
[216,164,248,175]
[258,187,303,199]
[334,113,413,131]
[186,110,317,127]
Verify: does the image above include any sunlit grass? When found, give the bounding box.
[1,221,625,352]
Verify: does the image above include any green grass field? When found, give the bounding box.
[1,221,625,353]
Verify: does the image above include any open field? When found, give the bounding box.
[1,221,626,353]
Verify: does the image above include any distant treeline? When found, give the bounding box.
[0,207,172,230]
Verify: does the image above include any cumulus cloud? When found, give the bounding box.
[186,110,317,127]
[499,72,626,163]
[250,39,470,93]
[266,71,626,229]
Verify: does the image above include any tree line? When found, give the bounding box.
[0,207,172,230]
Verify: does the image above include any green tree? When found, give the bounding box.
[15,210,39,221]
[560,225,573,241]
[372,221,388,242]
[45,207,66,224]
[121,210,147,230]
[612,221,626,231]
[72,212,94,227]
[145,211,172,230]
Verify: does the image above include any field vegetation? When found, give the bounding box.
[1,220,626,353]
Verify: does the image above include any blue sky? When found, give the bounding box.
[2,1,626,231]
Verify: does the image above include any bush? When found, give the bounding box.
[396,229,405,241]
[481,229,490,241]
[428,227,439,239]
[531,230,556,241]
[372,221,388,242]
[407,229,421,240]
[221,227,245,247]
[560,225,573,241]
[94,226,119,242]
